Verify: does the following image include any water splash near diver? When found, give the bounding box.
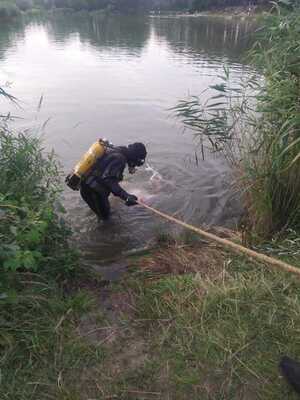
[131,163,175,203]
[145,163,163,182]
[127,163,168,203]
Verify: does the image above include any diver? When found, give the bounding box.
[69,142,147,220]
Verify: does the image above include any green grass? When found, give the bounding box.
[0,273,100,400]
[0,127,104,399]
[85,239,300,399]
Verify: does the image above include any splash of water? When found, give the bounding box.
[145,163,163,182]
[128,163,164,203]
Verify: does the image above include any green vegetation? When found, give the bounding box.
[0,0,272,19]
[130,256,300,398]
[249,6,300,235]
[1,3,300,398]
[2,112,298,398]
[174,4,300,238]
[52,236,298,399]
[0,99,101,398]
[0,130,60,272]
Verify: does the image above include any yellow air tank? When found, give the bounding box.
[66,139,110,190]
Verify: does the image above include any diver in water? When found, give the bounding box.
[79,142,147,220]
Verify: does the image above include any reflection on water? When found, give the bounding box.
[45,14,151,56]
[152,16,257,62]
[0,14,258,261]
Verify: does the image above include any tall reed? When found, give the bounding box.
[173,5,300,238]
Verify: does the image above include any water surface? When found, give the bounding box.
[0,14,257,261]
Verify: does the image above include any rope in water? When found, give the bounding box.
[138,200,300,278]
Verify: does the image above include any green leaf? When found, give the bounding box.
[278,136,300,158]
[3,256,20,272]
[25,228,41,245]
[22,251,37,271]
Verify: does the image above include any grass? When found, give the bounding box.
[129,269,299,399]
[0,273,99,400]
[61,235,298,400]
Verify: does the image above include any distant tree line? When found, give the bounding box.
[0,0,281,18]
[191,0,268,11]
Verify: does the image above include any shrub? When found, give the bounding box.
[0,127,74,273]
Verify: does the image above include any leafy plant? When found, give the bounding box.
[0,127,74,273]
[172,66,259,164]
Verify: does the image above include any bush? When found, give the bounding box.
[0,127,75,273]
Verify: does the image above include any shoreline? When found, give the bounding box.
[0,5,269,23]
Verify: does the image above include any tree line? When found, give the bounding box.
[0,0,273,17]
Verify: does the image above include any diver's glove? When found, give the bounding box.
[125,194,138,206]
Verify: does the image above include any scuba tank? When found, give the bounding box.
[66,138,113,190]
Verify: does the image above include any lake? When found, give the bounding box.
[0,13,257,262]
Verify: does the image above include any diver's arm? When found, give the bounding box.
[103,178,138,206]
[104,178,129,200]
[101,156,128,200]
[101,155,138,205]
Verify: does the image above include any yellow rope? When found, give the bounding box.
[138,200,300,278]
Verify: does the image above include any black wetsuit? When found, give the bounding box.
[80,149,129,219]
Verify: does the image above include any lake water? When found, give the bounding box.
[0,13,257,261]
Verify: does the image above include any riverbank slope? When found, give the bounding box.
[69,232,300,399]
[2,199,300,399]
